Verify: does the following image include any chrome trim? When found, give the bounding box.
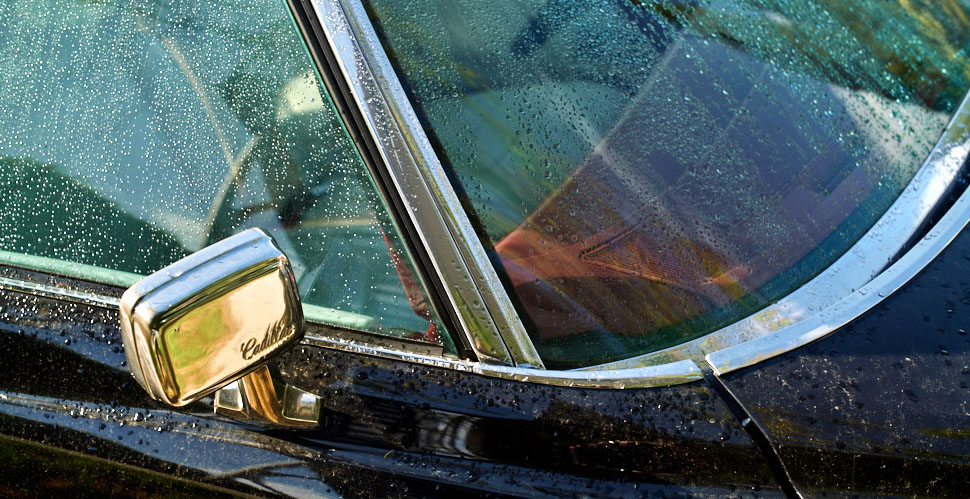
[306,0,543,368]
[707,169,970,374]
[302,332,704,388]
[0,275,120,309]
[589,91,970,374]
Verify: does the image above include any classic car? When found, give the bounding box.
[1,0,970,496]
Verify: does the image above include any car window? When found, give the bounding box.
[0,0,455,354]
[364,0,970,368]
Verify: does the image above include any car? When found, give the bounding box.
[1,0,970,496]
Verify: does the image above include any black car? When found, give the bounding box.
[2,0,970,496]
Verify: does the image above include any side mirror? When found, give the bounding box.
[120,228,319,426]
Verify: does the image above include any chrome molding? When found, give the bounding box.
[302,331,704,388]
[0,275,121,309]
[707,169,970,374]
[589,91,970,375]
[305,0,543,368]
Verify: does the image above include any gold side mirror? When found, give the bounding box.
[120,228,319,427]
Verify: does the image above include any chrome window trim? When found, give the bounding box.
[588,91,970,374]
[301,330,704,389]
[0,270,705,388]
[706,179,970,374]
[0,275,121,310]
[304,0,542,367]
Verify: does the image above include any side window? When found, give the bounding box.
[0,0,454,353]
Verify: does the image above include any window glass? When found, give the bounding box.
[0,0,454,353]
[365,0,970,367]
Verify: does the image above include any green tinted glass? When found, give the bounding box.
[0,0,454,353]
[366,0,970,367]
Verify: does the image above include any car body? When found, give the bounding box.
[1,0,970,497]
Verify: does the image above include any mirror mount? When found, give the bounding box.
[213,365,320,427]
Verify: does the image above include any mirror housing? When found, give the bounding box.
[119,228,304,407]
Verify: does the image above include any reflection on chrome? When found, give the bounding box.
[118,228,321,426]
[214,366,320,427]
[707,159,970,374]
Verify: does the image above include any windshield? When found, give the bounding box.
[366,0,970,367]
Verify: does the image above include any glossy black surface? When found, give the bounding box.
[0,266,781,497]
[724,217,970,496]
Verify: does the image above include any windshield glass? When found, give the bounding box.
[366,0,970,367]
